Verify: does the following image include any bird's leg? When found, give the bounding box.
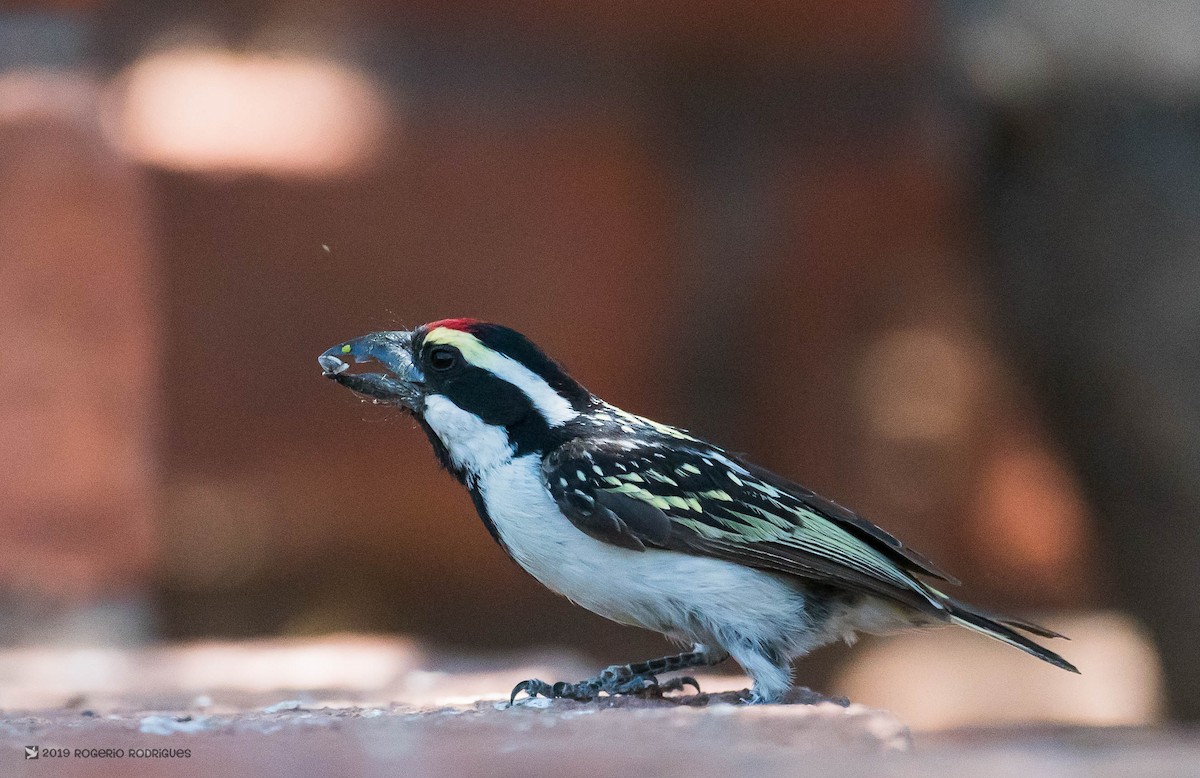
[510,647,730,705]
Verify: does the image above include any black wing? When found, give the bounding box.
[542,435,1075,669]
[542,436,955,614]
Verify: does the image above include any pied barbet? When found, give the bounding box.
[318,318,1077,704]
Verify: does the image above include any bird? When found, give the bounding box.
[318,318,1078,704]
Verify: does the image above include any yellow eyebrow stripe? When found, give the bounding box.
[423,326,578,426]
[424,327,496,367]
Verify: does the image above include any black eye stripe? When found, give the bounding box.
[414,322,590,410]
[429,346,458,371]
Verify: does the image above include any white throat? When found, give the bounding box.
[423,394,515,477]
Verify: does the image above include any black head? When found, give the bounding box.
[319,319,592,465]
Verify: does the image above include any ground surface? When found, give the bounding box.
[0,636,1196,777]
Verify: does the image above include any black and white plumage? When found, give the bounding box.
[319,318,1077,703]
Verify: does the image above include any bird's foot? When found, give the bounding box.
[509,664,700,706]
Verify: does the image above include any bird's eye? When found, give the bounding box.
[340,344,352,354]
[429,346,458,371]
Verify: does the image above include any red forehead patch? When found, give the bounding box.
[424,317,480,333]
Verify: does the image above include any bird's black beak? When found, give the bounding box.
[318,330,424,411]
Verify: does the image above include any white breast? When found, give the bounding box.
[479,453,810,644]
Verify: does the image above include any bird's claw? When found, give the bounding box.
[508,679,555,705]
[660,675,702,695]
[508,668,702,706]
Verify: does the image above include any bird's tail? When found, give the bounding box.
[944,599,1080,673]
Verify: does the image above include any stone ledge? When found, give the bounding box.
[6,636,1195,777]
[0,637,910,776]
[2,696,909,778]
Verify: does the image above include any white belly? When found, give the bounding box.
[479,454,810,644]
